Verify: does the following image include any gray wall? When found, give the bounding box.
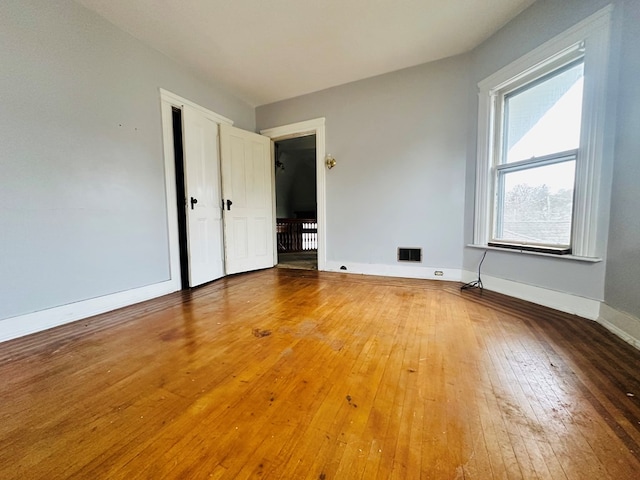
[605,0,640,318]
[257,55,469,269]
[463,0,621,302]
[0,0,254,320]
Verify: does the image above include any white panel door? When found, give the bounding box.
[220,124,274,275]
[183,105,225,286]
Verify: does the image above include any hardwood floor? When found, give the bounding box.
[277,251,318,270]
[1,269,639,479]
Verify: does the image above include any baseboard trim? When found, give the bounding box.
[0,280,179,343]
[461,270,601,320]
[597,304,640,350]
[325,261,462,282]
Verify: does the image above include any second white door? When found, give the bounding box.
[220,124,274,275]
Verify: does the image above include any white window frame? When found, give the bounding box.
[473,6,613,258]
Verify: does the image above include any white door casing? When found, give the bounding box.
[260,118,327,271]
[220,124,275,275]
[182,105,225,287]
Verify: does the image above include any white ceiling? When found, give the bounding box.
[75,0,536,107]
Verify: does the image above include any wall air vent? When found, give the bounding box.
[397,247,422,263]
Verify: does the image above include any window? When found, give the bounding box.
[491,53,584,254]
[473,6,612,258]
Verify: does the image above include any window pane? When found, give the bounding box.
[504,61,584,163]
[495,160,575,246]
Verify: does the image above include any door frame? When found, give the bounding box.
[261,118,327,271]
[159,89,233,290]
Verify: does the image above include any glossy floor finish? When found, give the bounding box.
[0,269,639,479]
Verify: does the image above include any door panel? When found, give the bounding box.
[220,124,274,275]
[254,218,268,256]
[183,105,225,286]
[233,218,249,259]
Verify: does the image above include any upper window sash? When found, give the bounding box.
[493,54,585,168]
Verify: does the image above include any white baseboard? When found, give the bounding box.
[325,261,462,282]
[0,280,179,343]
[461,270,601,320]
[597,304,640,350]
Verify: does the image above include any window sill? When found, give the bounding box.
[466,244,602,263]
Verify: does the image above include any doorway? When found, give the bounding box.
[260,118,327,272]
[274,135,318,270]
[171,107,190,289]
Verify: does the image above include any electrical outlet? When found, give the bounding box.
[434,270,444,276]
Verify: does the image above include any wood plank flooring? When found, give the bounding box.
[0,268,639,479]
